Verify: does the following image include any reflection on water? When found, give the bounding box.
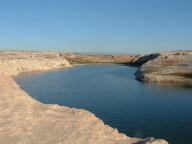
[15,64,192,144]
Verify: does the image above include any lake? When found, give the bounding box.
[15,64,192,144]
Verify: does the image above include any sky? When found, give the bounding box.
[0,0,192,54]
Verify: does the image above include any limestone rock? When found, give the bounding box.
[135,50,192,86]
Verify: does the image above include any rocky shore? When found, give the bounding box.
[0,51,72,75]
[61,50,192,86]
[0,51,168,144]
[61,52,135,64]
[134,51,192,86]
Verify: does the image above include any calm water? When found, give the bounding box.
[15,64,192,144]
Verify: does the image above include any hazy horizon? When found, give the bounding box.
[0,48,191,55]
[0,0,192,54]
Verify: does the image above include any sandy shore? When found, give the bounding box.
[0,51,168,144]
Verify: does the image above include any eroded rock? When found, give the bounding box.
[135,50,192,86]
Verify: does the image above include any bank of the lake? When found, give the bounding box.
[15,64,192,144]
[0,51,168,144]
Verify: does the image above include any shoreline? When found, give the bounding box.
[134,51,192,86]
[0,51,168,144]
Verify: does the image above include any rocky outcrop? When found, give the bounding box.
[0,51,71,75]
[135,51,192,86]
[61,53,135,64]
[0,51,168,144]
[130,54,160,66]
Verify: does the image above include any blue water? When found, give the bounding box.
[15,64,192,144]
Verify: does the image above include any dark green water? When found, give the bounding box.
[15,64,192,144]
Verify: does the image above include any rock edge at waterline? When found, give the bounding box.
[135,51,192,87]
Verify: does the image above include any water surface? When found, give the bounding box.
[15,64,192,144]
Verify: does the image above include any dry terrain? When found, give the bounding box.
[135,50,192,86]
[61,52,135,64]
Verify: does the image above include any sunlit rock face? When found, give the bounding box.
[61,52,135,64]
[0,51,72,75]
[135,50,192,86]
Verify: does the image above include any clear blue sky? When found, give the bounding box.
[0,0,192,54]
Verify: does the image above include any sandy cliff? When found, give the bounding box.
[135,51,192,86]
[0,51,71,75]
[61,53,135,64]
[0,51,168,144]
